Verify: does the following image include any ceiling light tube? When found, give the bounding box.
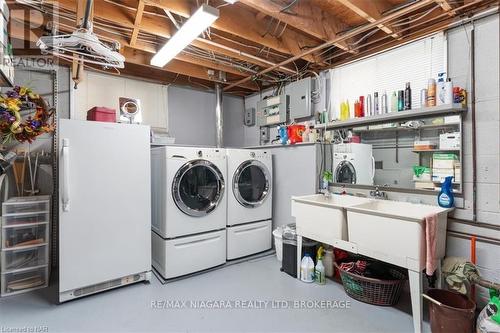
[151,4,219,67]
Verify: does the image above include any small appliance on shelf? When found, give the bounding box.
[1,195,51,297]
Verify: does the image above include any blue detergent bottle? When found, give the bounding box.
[438,176,454,208]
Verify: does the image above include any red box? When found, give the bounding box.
[87,107,116,122]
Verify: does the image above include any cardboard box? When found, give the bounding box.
[439,132,461,150]
[432,153,458,169]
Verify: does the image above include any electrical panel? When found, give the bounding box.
[257,95,289,126]
[244,107,255,127]
[287,77,314,120]
[260,127,270,144]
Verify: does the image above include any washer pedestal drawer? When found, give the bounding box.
[227,220,272,260]
[152,230,226,279]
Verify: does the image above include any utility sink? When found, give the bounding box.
[346,199,453,222]
[291,194,372,245]
[345,200,453,271]
[292,193,372,209]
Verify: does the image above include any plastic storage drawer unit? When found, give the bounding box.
[2,223,48,249]
[2,212,50,227]
[1,266,48,296]
[2,195,50,215]
[1,245,48,272]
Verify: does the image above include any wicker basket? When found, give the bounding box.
[335,261,407,306]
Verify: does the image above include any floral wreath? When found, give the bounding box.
[0,86,54,143]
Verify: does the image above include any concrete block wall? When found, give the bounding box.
[447,14,500,225]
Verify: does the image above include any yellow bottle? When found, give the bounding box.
[340,100,350,120]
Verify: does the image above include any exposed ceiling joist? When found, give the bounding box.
[8,16,258,92]
[120,48,259,91]
[47,0,295,75]
[130,0,145,47]
[224,0,435,91]
[71,0,93,87]
[143,0,322,63]
[238,0,355,53]
[435,0,455,16]
[335,0,400,38]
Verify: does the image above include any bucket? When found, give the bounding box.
[426,289,476,333]
[272,228,283,261]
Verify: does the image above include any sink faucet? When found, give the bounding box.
[370,186,388,200]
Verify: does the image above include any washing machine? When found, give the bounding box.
[333,143,375,185]
[151,146,227,279]
[226,149,272,260]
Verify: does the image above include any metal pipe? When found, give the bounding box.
[215,83,223,148]
[82,0,93,29]
[471,26,477,222]
[223,0,434,91]
[197,38,296,75]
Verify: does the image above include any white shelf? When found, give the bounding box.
[315,104,466,131]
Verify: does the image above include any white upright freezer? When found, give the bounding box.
[58,119,151,302]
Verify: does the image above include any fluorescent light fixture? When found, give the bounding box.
[151,4,219,67]
[224,0,239,3]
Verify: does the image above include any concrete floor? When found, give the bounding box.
[0,256,430,333]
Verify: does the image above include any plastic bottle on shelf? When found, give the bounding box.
[427,78,436,107]
[300,254,315,283]
[436,72,446,105]
[391,91,398,112]
[365,94,372,116]
[359,96,365,117]
[404,82,412,110]
[381,91,388,114]
[444,78,453,105]
[354,99,362,118]
[397,90,404,111]
[373,92,379,115]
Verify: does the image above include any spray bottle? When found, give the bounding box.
[438,176,455,208]
[315,246,326,285]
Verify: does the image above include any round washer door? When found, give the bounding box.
[335,160,357,184]
[233,160,271,208]
[172,159,225,217]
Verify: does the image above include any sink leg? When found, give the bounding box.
[409,269,423,333]
[436,258,443,289]
[296,235,302,280]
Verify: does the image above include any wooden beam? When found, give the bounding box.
[223,0,434,91]
[130,0,145,47]
[120,48,259,91]
[44,0,294,74]
[239,0,353,52]
[435,0,455,16]
[335,0,400,38]
[72,0,93,88]
[144,0,323,63]
[9,14,259,92]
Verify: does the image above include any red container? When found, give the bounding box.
[287,124,305,144]
[87,107,116,122]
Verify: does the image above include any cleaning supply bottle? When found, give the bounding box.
[427,78,436,106]
[404,82,412,110]
[391,91,398,112]
[438,176,455,208]
[436,72,445,105]
[300,254,315,283]
[381,91,388,114]
[323,248,334,278]
[315,247,326,285]
[373,92,379,115]
[397,90,404,111]
[365,94,372,116]
[444,78,453,105]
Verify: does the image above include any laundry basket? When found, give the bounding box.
[334,261,407,306]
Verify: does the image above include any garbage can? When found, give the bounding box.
[281,228,318,278]
[426,289,476,333]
